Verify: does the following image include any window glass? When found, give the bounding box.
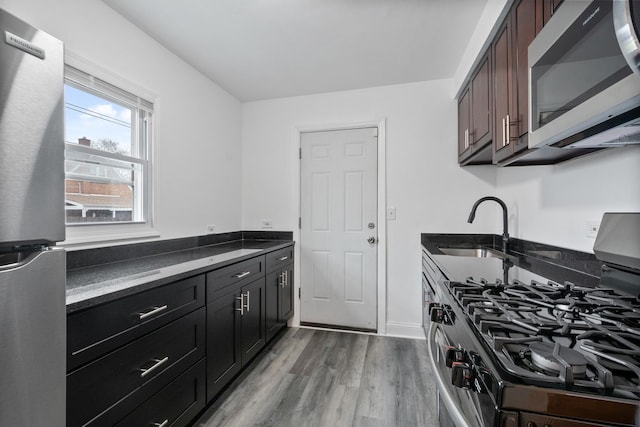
[65,84,132,155]
[63,74,151,225]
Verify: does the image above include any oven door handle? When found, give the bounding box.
[428,323,471,427]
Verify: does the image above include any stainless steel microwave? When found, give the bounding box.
[528,0,640,150]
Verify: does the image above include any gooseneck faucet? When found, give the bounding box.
[467,196,509,253]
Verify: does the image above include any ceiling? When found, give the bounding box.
[103,0,488,102]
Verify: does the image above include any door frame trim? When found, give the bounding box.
[292,118,387,335]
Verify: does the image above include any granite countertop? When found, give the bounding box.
[66,239,293,313]
[421,233,602,287]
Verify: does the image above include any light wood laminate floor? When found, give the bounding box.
[194,328,438,427]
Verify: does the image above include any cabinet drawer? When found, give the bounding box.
[206,256,265,303]
[115,358,206,427]
[68,274,205,371]
[266,245,294,273]
[67,308,206,427]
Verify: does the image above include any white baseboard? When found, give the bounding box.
[384,321,426,340]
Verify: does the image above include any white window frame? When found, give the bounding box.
[62,52,158,248]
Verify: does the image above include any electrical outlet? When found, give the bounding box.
[586,221,599,238]
[262,220,273,229]
[206,225,216,234]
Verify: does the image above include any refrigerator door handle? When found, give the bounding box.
[0,250,43,272]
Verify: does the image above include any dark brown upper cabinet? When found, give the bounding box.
[493,0,556,164]
[458,52,493,165]
[459,0,564,166]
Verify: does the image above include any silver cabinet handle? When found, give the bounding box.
[278,256,289,261]
[236,294,244,316]
[245,290,250,312]
[502,117,506,147]
[506,114,511,145]
[284,270,288,287]
[139,305,168,320]
[152,420,169,427]
[279,272,285,288]
[234,271,251,279]
[139,356,169,378]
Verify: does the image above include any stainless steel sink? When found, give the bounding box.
[438,247,506,259]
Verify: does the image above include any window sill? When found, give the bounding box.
[62,223,160,251]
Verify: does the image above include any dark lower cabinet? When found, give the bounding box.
[206,285,242,400]
[68,244,294,427]
[67,308,206,427]
[241,277,267,362]
[279,265,294,322]
[115,359,206,427]
[206,275,267,402]
[266,265,294,341]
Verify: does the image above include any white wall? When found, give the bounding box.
[1,0,243,244]
[496,147,640,253]
[241,80,497,337]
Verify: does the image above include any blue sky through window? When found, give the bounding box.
[64,85,132,155]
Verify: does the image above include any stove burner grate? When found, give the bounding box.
[446,277,640,397]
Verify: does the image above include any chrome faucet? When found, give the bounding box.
[467,196,509,253]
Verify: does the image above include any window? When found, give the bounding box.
[64,65,152,225]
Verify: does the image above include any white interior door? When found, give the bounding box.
[300,127,378,331]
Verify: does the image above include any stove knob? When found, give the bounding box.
[451,362,473,389]
[445,346,465,368]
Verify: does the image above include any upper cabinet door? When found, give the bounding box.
[493,21,513,157]
[458,88,471,158]
[471,53,492,147]
[514,0,537,140]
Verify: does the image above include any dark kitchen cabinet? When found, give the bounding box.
[240,277,267,362]
[67,308,206,427]
[266,265,294,341]
[115,359,206,427]
[66,274,206,427]
[265,245,295,342]
[205,284,242,400]
[206,257,267,402]
[67,245,294,427]
[458,51,493,165]
[460,0,563,166]
[493,0,546,164]
[458,87,471,159]
[67,274,205,371]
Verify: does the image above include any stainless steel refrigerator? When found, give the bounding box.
[0,8,66,427]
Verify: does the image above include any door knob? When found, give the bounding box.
[367,236,376,244]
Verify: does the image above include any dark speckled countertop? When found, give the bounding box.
[66,239,293,313]
[421,233,602,287]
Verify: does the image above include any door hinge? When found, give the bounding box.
[298,287,301,299]
[299,148,302,159]
[298,217,301,229]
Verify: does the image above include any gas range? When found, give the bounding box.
[447,274,640,399]
[423,214,640,427]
